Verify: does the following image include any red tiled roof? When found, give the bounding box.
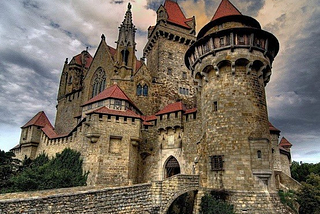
[269,122,281,133]
[185,108,197,114]
[212,0,242,21]
[22,111,54,129]
[108,46,117,60]
[279,137,292,148]
[156,101,186,115]
[136,60,143,71]
[143,121,153,126]
[88,106,141,118]
[164,0,191,29]
[82,84,136,107]
[72,51,93,69]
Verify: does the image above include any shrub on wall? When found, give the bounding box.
[199,191,235,214]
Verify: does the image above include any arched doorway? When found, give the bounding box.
[165,156,180,178]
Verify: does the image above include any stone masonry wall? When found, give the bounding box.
[0,184,153,214]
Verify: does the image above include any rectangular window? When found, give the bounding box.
[210,155,224,171]
[213,101,218,112]
[168,52,173,59]
[182,72,187,79]
[219,37,224,46]
[238,35,245,45]
[167,68,172,75]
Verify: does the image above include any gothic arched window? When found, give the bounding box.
[91,68,106,98]
[143,84,148,96]
[137,84,142,96]
[121,49,129,66]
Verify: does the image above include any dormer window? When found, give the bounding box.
[114,100,122,110]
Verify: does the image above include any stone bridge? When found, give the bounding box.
[151,174,200,213]
[0,174,200,214]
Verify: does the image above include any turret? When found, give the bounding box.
[115,3,137,79]
[143,0,197,110]
[185,0,279,191]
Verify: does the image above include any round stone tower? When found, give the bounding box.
[185,0,279,192]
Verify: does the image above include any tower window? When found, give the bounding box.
[257,150,262,159]
[182,72,187,79]
[213,101,218,112]
[210,155,224,171]
[68,76,73,84]
[168,52,173,59]
[143,84,148,96]
[137,84,142,96]
[167,68,172,75]
[219,37,224,46]
[238,35,245,45]
[179,87,189,95]
[121,49,129,65]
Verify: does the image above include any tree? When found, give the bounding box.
[199,192,235,214]
[4,148,88,193]
[0,150,20,192]
[297,173,320,214]
[291,161,320,183]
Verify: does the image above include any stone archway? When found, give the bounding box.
[166,190,198,214]
[164,156,180,178]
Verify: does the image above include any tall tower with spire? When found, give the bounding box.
[114,3,137,79]
[185,0,280,196]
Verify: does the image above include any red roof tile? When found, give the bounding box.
[41,124,68,139]
[269,122,281,133]
[72,51,93,69]
[88,106,141,118]
[185,108,197,114]
[82,84,136,107]
[164,0,191,29]
[212,0,242,21]
[156,101,186,115]
[22,111,54,129]
[279,137,292,148]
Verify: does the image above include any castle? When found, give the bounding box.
[10,0,298,213]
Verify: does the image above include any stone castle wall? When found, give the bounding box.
[0,184,153,214]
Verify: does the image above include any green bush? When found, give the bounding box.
[278,190,298,213]
[199,192,235,214]
[2,148,88,193]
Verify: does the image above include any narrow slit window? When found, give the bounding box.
[213,101,218,112]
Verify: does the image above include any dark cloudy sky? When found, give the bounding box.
[0,0,319,163]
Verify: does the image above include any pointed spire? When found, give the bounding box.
[122,2,134,27]
[117,2,136,47]
[212,0,242,21]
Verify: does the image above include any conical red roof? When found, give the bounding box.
[22,111,53,129]
[164,0,191,29]
[279,137,292,148]
[212,0,242,21]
